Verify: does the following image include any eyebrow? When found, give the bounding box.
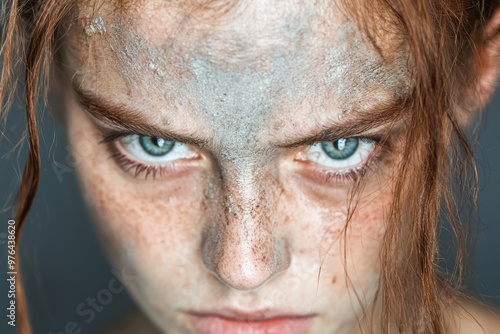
[74,87,207,147]
[74,85,410,149]
[278,98,411,148]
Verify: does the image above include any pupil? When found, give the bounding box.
[321,138,358,160]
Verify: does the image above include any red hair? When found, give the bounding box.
[1,0,499,333]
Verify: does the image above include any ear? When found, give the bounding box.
[467,8,500,113]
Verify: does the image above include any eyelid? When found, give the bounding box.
[326,134,382,146]
[276,120,399,149]
[98,129,137,144]
[96,126,187,148]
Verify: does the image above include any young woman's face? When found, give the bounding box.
[61,1,409,333]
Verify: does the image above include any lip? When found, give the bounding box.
[188,310,315,334]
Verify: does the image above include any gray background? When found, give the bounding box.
[0,87,499,333]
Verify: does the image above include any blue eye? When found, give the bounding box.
[305,137,375,170]
[320,138,359,160]
[118,134,196,164]
[139,136,175,156]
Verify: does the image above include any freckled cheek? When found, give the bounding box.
[66,116,209,268]
[285,192,386,251]
[343,200,389,274]
[82,172,207,249]
[282,170,392,274]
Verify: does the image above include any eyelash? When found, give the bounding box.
[298,137,386,185]
[107,144,173,180]
[102,133,186,180]
[318,153,379,184]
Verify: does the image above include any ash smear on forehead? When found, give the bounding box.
[106,24,289,143]
[103,13,408,156]
[85,16,106,36]
[324,21,410,114]
[188,56,277,161]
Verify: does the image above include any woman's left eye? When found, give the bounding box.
[305,138,375,169]
[119,134,197,163]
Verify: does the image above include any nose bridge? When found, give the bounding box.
[202,160,290,290]
[225,162,263,225]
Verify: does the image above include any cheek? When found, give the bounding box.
[282,167,391,285]
[65,106,207,273]
[284,170,390,245]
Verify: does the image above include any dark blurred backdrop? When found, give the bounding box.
[0,86,499,334]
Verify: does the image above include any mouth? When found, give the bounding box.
[187,309,316,334]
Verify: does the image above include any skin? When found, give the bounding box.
[55,0,499,333]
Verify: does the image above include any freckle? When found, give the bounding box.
[331,276,337,284]
[252,245,258,255]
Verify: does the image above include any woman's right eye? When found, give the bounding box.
[119,134,198,163]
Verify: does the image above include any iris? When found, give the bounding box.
[321,138,359,160]
[138,136,175,156]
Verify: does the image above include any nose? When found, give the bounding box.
[201,166,290,290]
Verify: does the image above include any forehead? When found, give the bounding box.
[67,0,409,151]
